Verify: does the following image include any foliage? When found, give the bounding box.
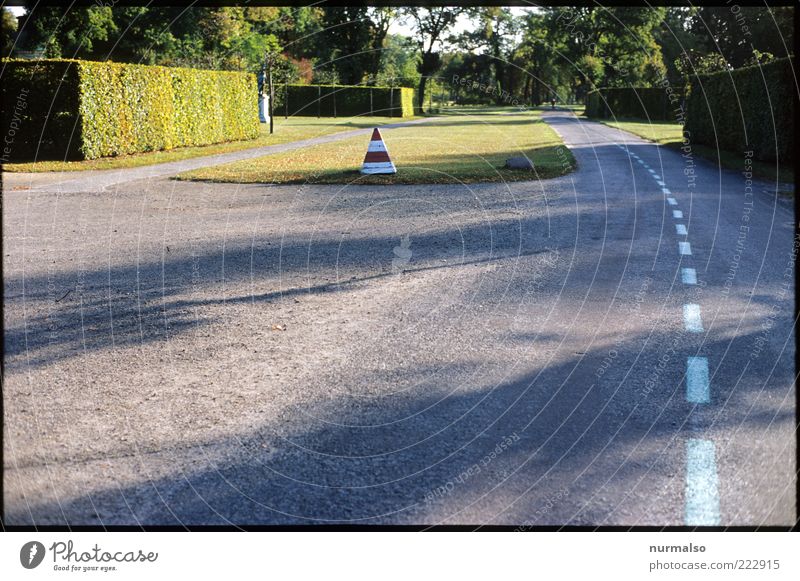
[1,58,258,160]
[401,7,467,113]
[273,84,414,118]
[684,56,794,162]
[9,5,795,122]
[2,8,18,56]
[585,87,681,121]
[1,59,81,158]
[372,34,419,88]
[313,7,375,85]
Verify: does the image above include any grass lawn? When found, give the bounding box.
[1,115,422,173]
[177,111,576,185]
[596,117,794,185]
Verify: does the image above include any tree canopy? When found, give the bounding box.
[5,4,794,107]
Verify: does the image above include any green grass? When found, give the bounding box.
[436,105,531,116]
[595,117,794,184]
[2,115,422,173]
[177,111,576,185]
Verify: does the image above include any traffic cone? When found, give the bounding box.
[360,128,397,174]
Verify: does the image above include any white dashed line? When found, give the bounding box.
[626,129,720,526]
[683,304,704,333]
[685,439,721,526]
[686,357,711,403]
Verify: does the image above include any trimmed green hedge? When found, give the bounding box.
[1,60,81,159]
[1,59,258,161]
[273,84,414,118]
[585,87,683,122]
[685,57,794,162]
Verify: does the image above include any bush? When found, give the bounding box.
[1,60,81,159]
[1,59,259,161]
[272,84,414,118]
[585,87,683,121]
[684,57,794,162]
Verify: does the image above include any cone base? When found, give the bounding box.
[360,162,397,175]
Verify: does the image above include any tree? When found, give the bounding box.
[2,8,17,57]
[686,6,794,69]
[245,6,323,61]
[366,7,397,84]
[373,33,419,87]
[314,7,374,85]
[18,4,117,59]
[456,7,519,104]
[402,7,466,113]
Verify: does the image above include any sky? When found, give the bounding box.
[389,7,539,37]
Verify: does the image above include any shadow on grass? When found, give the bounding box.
[176,141,576,186]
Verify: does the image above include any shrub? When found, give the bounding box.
[1,60,81,159]
[684,57,794,162]
[272,84,414,118]
[585,87,683,121]
[1,59,259,161]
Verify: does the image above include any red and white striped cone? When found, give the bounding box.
[360,128,397,174]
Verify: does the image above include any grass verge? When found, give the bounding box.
[595,117,794,185]
[177,111,576,185]
[2,115,422,173]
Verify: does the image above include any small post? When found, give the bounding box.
[258,62,268,124]
[370,88,374,116]
[317,85,321,118]
[389,79,394,117]
[428,77,432,113]
[285,78,288,119]
[332,79,337,118]
[267,54,274,134]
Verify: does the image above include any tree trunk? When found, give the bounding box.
[417,75,428,115]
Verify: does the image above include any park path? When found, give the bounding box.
[1,116,439,194]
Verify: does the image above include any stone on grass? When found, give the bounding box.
[505,156,534,170]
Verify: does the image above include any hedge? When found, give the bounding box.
[1,60,81,159]
[272,84,414,118]
[585,86,683,122]
[1,59,258,161]
[684,57,794,162]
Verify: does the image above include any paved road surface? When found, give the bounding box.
[3,110,795,526]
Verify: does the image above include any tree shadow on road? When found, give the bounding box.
[4,316,794,527]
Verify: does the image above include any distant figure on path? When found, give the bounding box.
[551,97,556,110]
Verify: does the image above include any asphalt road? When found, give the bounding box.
[2,110,795,526]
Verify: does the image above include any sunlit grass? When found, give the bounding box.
[2,115,422,173]
[177,112,576,185]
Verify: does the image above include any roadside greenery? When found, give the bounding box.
[2,58,258,160]
[2,116,420,173]
[5,5,792,110]
[177,111,576,185]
